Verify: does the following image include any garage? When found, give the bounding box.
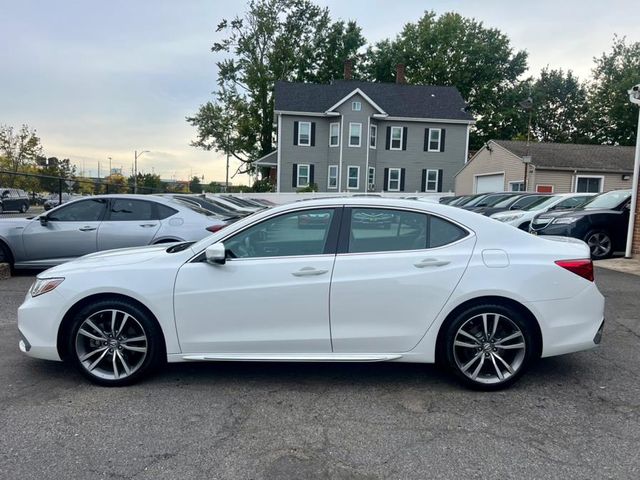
[475,173,505,193]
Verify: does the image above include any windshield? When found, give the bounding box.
[521,195,561,211]
[219,196,253,208]
[172,198,219,217]
[463,194,491,207]
[492,195,524,208]
[478,194,516,208]
[582,190,631,210]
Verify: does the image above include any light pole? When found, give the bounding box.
[625,86,640,258]
[519,97,534,191]
[134,150,150,194]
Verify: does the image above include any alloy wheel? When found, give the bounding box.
[75,309,148,381]
[452,313,526,385]
[586,232,611,258]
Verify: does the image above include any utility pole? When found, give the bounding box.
[226,131,230,192]
[519,97,534,191]
[133,149,150,194]
[108,157,112,176]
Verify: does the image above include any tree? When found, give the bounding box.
[0,124,43,186]
[189,176,202,193]
[104,174,128,194]
[127,173,164,193]
[363,11,528,149]
[585,36,640,146]
[35,156,77,192]
[188,0,365,175]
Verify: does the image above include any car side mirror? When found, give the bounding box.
[39,216,48,226]
[205,242,226,265]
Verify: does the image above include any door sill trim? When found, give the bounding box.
[172,353,403,363]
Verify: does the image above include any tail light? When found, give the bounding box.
[206,224,226,233]
[554,259,594,282]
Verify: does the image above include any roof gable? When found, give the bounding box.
[325,88,387,115]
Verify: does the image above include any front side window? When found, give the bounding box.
[429,128,441,151]
[347,208,467,253]
[109,199,155,221]
[370,125,377,148]
[425,170,438,192]
[328,165,338,189]
[47,199,107,222]
[225,208,335,259]
[388,168,401,191]
[329,123,340,147]
[368,167,375,190]
[347,166,360,190]
[298,122,311,146]
[390,126,403,150]
[576,176,602,193]
[352,101,362,111]
[297,164,310,187]
[349,123,362,147]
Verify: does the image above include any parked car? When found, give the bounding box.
[457,193,501,209]
[203,194,258,215]
[18,198,603,390]
[0,188,30,213]
[218,195,265,212]
[160,194,246,221]
[529,189,631,260]
[491,193,595,230]
[44,193,75,211]
[0,194,227,269]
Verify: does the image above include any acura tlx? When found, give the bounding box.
[18,197,604,390]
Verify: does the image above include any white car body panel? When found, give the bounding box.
[17,198,604,374]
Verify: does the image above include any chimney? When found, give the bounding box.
[343,59,353,80]
[396,63,406,84]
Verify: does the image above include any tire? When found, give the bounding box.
[441,303,537,391]
[584,230,613,260]
[0,241,13,269]
[20,203,28,213]
[0,203,3,214]
[66,298,164,386]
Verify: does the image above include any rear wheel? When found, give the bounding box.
[442,304,537,390]
[20,203,28,213]
[0,242,13,269]
[584,230,612,260]
[67,299,163,386]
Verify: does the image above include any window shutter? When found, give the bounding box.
[402,127,408,151]
[424,128,430,151]
[437,169,443,192]
[292,163,298,188]
[293,122,299,146]
[385,127,391,150]
[309,164,315,185]
[383,168,389,191]
[400,168,406,191]
[310,122,316,146]
[440,129,446,152]
[421,169,427,192]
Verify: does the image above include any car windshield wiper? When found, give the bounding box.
[166,242,195,253]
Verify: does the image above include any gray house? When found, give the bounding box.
[260,65,474,193]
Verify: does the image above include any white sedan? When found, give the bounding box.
[18,198,605,390]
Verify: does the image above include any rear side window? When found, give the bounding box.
[110,199,155,221]
[347,208,468,253]
[157,204,178,219]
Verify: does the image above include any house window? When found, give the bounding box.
[297,164,310,187]
[347,166,360,190]
[368,167,375,190]
[575,176,603,193]
[509,181,525,192]
[388,168,401,191]
[369,125,377,149]
[329,123,340,147]
[327,165,338,190]
[352,101,362,111]
[298,122,311,146]
[390,126,403,150]
[425,169,439,192]
[428,128,441,152]
[349,123,362,147]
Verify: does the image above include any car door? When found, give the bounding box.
[329,207,475,353]
[97,198,163,251]
[173,207,341,354]
[21,198,108,261]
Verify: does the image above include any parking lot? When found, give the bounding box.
[1,268,639,479]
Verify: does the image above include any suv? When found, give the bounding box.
[0,188,30,213]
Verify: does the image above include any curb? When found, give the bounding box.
[0,263,10,280]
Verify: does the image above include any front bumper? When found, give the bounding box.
[17,289,66,361]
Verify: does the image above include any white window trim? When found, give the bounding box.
[352,101,362,111]
[428,128,441,152]
[297,164,310,187]
[298,121,311,147]
[509,180,525,192]
[368,167,375,190]
[390,126,403,151]
[369,125,377,149]
[425,169,439,192]
[347,166,360,190]
[574,175,604,193]
[349,122,362,147]
[388,168,401,192]
[327,165,338,190]
[329,123,340,147]
[535,184,554,193]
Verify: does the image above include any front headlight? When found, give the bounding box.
[553,216,580,225]
[493,213,524,222]
[30,277,64,297]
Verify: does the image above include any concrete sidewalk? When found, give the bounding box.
[595,256,640,276]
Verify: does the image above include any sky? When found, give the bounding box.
[1,0,639,185]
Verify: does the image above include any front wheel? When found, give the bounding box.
[585,230,613,260]
[442,304,537,390]
[67,299,163,386]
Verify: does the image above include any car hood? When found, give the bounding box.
[40,244,175,277]
[492,209,527,219]
[535,208,613,221]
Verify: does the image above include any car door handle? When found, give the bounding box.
[413,258,450,268]
[291,267,329,277]
[139,223,157,228]
[78,226,97,232]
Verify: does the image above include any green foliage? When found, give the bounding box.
[0,124,43,187]
[297,183,318,193]
[127,173,164,193]
[189,176,202,193]
[251,177,274,192]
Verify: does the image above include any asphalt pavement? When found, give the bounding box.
[1,269,639,479]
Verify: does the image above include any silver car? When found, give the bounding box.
[0,194,227,269]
